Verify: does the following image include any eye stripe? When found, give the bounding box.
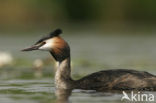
[35,37,49,45]
[39,42,46,46]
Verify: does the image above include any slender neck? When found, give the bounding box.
[54,57,74,89]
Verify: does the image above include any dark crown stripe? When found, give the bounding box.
[35,28,63,45]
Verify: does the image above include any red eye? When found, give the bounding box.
[39,42,46,47]
[43,42,46,44]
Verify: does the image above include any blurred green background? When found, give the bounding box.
[0,1,156,103]
[0,0,156,34]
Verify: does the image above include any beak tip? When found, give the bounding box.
[21,46,39,52]
[21,49,26,52]
[21,49,28,52]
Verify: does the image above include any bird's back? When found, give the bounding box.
[74,69,156,91]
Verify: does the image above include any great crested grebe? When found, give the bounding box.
[22,29,156,91]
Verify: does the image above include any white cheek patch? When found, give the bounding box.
[39,43,51,51]
[39,39,54,51]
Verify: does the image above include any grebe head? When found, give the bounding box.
[22,29,70,62]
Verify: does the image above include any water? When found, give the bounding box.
[0,79,55,103]
[0,79,126,103]
[1,33,156,103]
[1,79,156,103]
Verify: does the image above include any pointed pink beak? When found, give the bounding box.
[21,45,39,51]
[21,42,46,52]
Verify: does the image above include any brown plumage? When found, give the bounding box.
[50,36,70,62]
[51,37,68,55]
[75,69,156,91]
[22,29,156,91]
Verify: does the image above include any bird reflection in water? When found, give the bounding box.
[55,89,72,103]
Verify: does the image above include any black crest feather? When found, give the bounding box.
[50,28,62,37]
[35,28,63,45]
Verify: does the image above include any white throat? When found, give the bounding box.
[54,57,73,89]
